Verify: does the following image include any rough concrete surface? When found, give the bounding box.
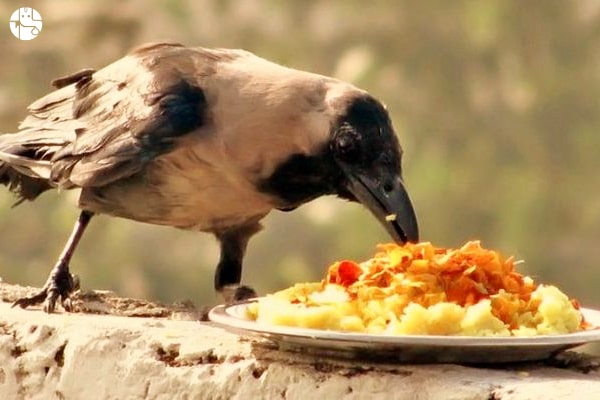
[0,282,599,400]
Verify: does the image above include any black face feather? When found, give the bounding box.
[258,149,342,209]
[330,96,419,243]
[329,96,402,198]
[259,95,400,207]
[260,94,419,243]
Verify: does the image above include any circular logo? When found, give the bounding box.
[9,7,43,41]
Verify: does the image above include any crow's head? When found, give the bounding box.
[329,95,419,243]
[261,93,419,244]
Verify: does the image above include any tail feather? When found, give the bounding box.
[1,76,81,204]
[0,132,57,204]
[0,162,52,205]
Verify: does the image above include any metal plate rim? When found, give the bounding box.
[209,301,600,348]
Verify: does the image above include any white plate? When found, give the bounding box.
[209,302,600,363]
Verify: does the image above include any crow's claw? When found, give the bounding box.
[12,263,80,313]
[221,284,257,304]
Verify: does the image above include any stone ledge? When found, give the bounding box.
[0,282,598,400]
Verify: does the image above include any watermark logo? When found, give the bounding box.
[9,7,43,41]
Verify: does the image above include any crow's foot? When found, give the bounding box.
[220,284,258,304]
[12,262,80,313]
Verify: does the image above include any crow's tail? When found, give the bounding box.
[0,132,55,205]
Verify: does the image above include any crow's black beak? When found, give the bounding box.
[344,170,419,243]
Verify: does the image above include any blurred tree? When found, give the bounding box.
[0,0,599,318]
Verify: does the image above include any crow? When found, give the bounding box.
[0,42,419,313]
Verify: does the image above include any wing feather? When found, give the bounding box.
[0,43,209,200]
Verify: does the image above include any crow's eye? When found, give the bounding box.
[333,127,361,162]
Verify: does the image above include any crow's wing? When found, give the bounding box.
[0,43,208,200]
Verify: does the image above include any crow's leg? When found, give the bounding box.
[13,210,94,313]
[214,222,262,304]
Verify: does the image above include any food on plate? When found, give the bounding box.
[246,241,587,336]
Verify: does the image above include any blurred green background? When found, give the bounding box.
[0,0,599,315]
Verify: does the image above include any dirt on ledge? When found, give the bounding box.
[0,281,200,319]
